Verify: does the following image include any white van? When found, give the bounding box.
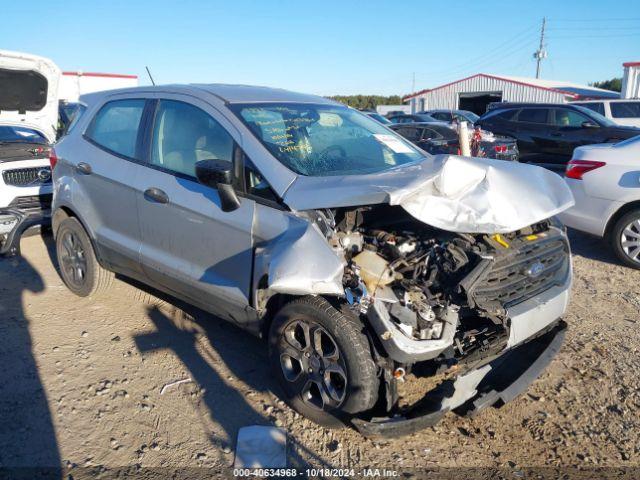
[572,99,640,128]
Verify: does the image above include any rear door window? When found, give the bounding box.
[421,128,443,140]
[578,102,605,116]
[394,127,421,141]
[611,102,640,119]
[516,108,550,124]
[86,99,145,158]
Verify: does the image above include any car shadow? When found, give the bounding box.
[130,282,338,469]
[567,228,621,266]
[0,252,61,475]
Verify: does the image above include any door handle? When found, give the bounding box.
[144,187,169,204]
[76,162,92,175]
[550,132,562,137]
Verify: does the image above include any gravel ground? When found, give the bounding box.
[1,231,639,477]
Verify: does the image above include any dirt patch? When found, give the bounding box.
[0,231,639,473]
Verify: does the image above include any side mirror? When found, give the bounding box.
[195,159,241,212]
[582,121,599,129]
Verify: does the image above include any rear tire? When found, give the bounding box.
[55,217,114,296]
[268,296,378,428]
[610,209,640,270]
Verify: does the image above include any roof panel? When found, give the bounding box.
[192,84,338,104]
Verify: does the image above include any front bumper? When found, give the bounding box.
[352,320,567,438]
[0,208,49,256]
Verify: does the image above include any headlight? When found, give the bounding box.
[0,214,19,235]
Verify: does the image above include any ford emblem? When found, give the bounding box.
[526,261,545,278]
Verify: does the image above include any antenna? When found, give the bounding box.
[533,17,547,79]
[145,66,156,86]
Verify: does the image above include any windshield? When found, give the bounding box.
[232,103,425,176]
[0,126,48,144]
[573,105,617,127]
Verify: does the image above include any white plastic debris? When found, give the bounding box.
[234,426,287,468]
[159,377,192,395]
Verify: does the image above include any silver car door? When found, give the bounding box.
[135,96,255,323]
[73,97,149,277]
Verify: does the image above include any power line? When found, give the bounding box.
[415,24,538,80]
[549,17,640,22]
[424,30,539,80]
[547,26,640,31]
[548,33,640,39]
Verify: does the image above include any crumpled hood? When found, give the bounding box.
[282,155,575,234]
[0,50,60,143]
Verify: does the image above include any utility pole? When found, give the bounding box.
[534,17,547,79]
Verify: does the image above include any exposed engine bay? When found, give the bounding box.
[315,204,569,373]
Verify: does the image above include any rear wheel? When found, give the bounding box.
[268,296,378,428]
[610,209,640,269]
[55,217,114,296]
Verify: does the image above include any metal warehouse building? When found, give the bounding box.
[404,73,619,115]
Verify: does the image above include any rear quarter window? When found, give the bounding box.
[85,99,145,158]
[611,102,640,119]
[578,102,605,116]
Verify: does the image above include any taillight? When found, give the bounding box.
[49,148,58,170]
[494,145,507,153]
[565,159,606,179]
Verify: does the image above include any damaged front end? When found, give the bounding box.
[0,208,48,256]
[320,205,570,437]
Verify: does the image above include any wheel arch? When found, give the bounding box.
[52,204,106,267]
[604,200,640,239]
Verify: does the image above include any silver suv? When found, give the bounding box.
[50,85,573,437]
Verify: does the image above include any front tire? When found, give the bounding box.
[610,209,640,269]
[268,296,379,428]
[55,217,114,296]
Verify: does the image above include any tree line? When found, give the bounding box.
[590,78,622,92]
[328,95,404,110]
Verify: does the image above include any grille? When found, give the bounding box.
[2,167,51,187]
[473,235,569,308]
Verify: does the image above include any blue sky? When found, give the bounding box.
[2,0,639,96]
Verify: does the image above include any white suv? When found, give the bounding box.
[573,99,640,128]
[0,50,59,254]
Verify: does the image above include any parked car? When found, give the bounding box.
[0,50,59,254]
[390,122,519,161]
[572,99,640,128]
[360,110,392,125]
[477,102,640,169]
[418,109,480,125]
[387,113,440,124]
[559,135,640,268]
[46,85,572,436]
